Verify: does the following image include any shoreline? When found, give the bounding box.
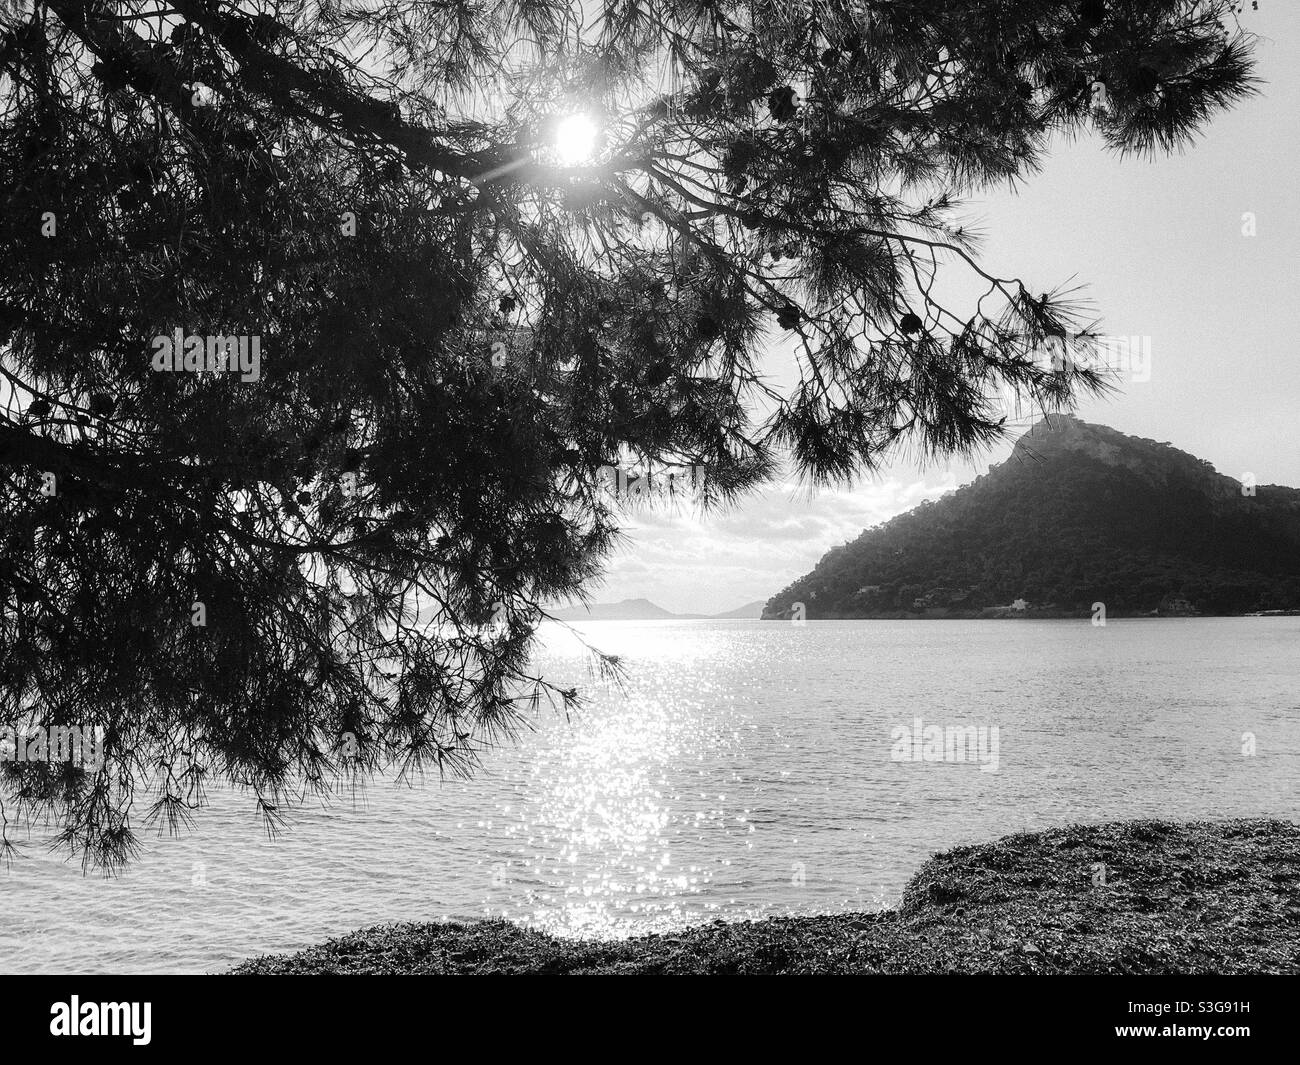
[757,611,1300,621]
[231,818,1300,975]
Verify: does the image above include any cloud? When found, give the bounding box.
[575,472,961,615]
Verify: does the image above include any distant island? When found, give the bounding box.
[764,415,1300,620]
[550,597,766,622]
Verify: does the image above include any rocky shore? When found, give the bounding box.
[231,818,1300,975]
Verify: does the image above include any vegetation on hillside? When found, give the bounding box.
[765,418,1300,618]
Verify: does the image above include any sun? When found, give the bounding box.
[555,113,599,165]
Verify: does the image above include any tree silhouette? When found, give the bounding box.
[0,0,1257,865]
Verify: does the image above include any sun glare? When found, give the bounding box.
[555,113,599,165]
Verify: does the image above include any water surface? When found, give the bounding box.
[1,618,1296,974]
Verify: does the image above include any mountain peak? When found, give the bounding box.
[1014,412,1110,450]
[1008,414,1233,489]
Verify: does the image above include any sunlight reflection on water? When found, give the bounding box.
[491,641,750,938]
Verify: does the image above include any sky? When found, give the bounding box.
[578,3,1300,616]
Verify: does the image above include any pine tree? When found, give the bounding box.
[0,0,1257,865]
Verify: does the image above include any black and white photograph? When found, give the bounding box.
[0,0,1294,1048]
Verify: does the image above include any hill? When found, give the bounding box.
[709,600,767,619]
[549,598,765,621]
[763,415,1300,619]
[551,598,698,621]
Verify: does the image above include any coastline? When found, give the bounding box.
[758,610,1300,621]
[231,818,1300,975]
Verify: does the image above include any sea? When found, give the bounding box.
[1,617,1297,974]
